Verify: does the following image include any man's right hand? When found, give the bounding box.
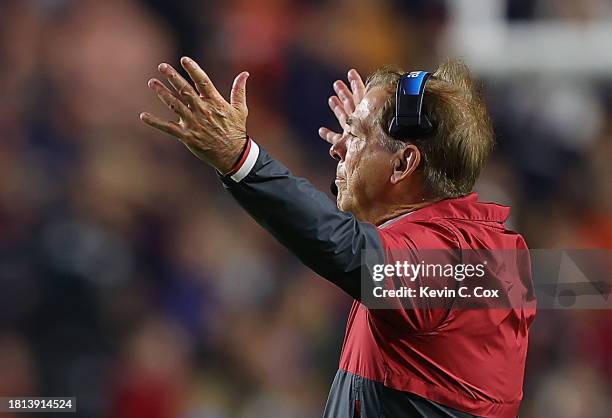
[318,69,366,145]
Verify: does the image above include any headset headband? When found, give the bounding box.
[388,71,433,139]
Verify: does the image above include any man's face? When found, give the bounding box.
[331,87,394,217]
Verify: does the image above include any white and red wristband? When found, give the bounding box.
[224,137,260,182]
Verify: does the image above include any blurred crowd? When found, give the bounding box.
[0,0,610,417]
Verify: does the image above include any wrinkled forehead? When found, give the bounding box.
[351,86,392,133]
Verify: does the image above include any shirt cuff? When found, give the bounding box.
[225,137,260,182]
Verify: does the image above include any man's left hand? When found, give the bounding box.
[318,69,365,146]
[140,56,250,174]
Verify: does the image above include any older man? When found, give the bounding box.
[140,57,535,418]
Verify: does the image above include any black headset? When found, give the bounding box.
[388,70,433,139]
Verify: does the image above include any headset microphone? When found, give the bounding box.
[330,180,338,196]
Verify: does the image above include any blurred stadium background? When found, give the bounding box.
[0,0,610,417]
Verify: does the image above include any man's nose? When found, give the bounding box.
[329,134,348,161]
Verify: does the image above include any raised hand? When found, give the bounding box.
[140,57,250,174]
[318,69,366,146]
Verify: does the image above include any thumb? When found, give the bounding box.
[230,71,249,111]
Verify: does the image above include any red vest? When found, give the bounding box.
[338,193,536,418]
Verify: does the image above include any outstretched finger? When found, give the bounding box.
[140,112,188,138]
[148,78,192,121]
[230,71,249,112]
[318,127,342,145]
[158,63,200,109]
[328,96,348,128]
[180,56,223,102]
[348,69,366,104]
[333,80,355,115]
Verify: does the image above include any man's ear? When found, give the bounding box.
[390,144,421,185]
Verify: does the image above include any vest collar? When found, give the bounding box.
[379,193,510,228]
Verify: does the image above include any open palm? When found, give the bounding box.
[318,69,366,145]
